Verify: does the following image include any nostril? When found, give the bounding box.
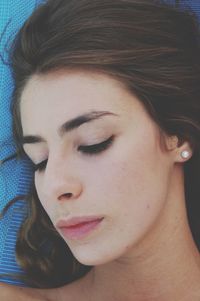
[58,192,73,201]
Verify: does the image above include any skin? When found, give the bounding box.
[9,70,200,300]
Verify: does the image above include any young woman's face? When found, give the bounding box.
[20,71,175,265]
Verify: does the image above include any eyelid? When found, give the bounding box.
[78,135,114,154]
[33,159,48,172]
[32,135,115,172]
[23,147,48,169]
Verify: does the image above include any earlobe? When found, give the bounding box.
[180,150,190,159]
[165,135,193,163]
[175,141,193,163]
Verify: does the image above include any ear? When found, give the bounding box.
[175,141,193,163]
[165,135,193,163]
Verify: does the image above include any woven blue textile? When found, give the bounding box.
[180,0,200,15]
[0,0,44,286]
[0,0,199,288]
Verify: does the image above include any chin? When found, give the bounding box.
[71,243,130,267]
[74,252,111,266]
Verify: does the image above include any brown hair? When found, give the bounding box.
[7,0,200,288]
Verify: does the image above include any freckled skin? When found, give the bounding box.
[20,71,178,265]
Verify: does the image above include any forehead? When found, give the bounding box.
[20,70,148,134]
[21,70,136,110]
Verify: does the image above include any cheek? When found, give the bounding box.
[93,145,163,198]
[88,139,170,233]
[34,175,53,217]
[71,148,171,265]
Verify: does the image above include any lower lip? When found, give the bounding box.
[58,218,104,240]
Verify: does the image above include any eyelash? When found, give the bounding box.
[32,135,114,172]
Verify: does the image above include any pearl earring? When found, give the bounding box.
[181,150,190,159]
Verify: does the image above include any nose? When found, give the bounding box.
[41,154,83,202]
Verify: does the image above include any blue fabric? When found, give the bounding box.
[180,0,200,16]
[0,0,44,286]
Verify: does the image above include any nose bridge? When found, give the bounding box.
[43,151,83,201]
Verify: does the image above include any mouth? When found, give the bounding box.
[56,216,104,240]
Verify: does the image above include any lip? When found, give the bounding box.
[56,216,104,240]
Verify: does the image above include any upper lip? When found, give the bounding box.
[56,216,104,228]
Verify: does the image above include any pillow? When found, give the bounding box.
[180,0,200,17]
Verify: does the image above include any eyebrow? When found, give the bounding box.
[21,110,118,145]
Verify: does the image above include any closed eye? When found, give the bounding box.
[78,135,114,155]
[33,135,114,173]
[33,159,48,172]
